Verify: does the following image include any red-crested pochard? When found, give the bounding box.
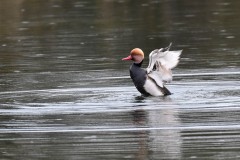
[122,43,182,96]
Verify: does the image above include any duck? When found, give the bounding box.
[122,43,182,96]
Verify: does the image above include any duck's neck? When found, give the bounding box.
[134,60,143,67]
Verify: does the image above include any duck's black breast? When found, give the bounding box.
[129,62,150,96]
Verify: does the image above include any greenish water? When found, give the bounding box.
[0,0,240,159]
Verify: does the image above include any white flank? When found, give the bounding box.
[143,78,164,96]
[148,71,163,87]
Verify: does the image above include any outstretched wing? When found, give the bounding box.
[146,43,182,84]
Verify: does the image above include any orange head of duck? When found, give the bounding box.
[122,48,144,63]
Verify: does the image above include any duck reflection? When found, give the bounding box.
[131,99,182,159]
[131,109,150,160]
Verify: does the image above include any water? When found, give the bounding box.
[0,0,240,159]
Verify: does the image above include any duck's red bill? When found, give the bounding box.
[122,55,132,61]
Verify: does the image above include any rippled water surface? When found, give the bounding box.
[0,0,240,159]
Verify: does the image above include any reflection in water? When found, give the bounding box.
[0,0,240,159]
[147,104,181,159]
[131,97,181,159]
[131,110,149,160]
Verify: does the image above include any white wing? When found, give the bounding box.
[146,43,182,83]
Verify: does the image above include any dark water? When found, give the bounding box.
[0,0,240,159]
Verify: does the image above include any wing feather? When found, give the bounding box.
[146,43,182,84]
[158,50,182,69]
